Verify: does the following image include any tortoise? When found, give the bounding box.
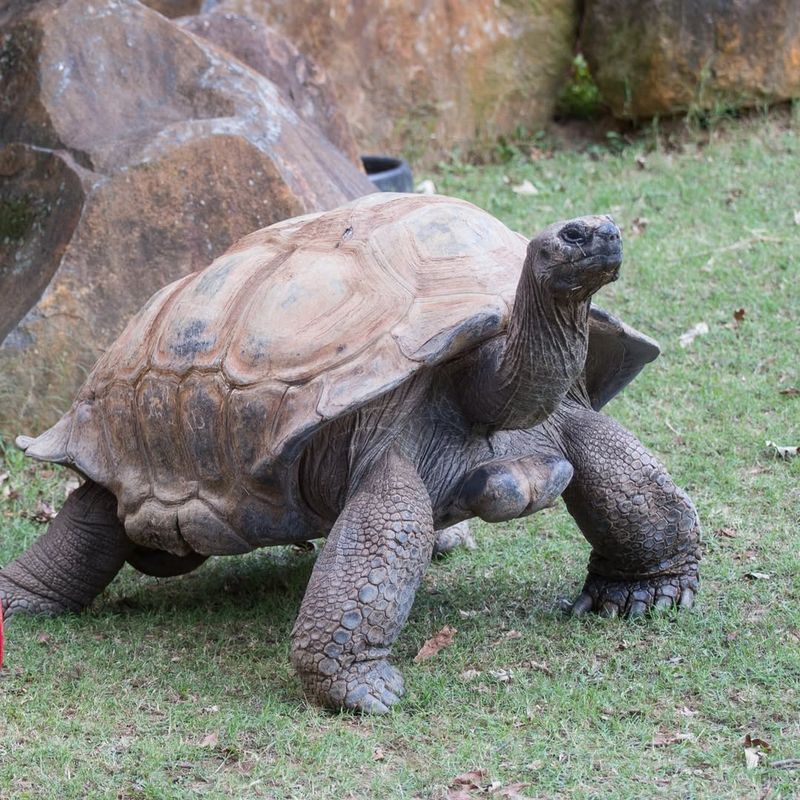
[0,193,701,713]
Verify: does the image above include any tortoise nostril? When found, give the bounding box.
[596,221,620,241]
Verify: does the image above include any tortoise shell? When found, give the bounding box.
[19,193,658,554]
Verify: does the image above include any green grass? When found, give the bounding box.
[2,115,799,799]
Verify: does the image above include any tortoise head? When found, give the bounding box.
[526,215,622,303]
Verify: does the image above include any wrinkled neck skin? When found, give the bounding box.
[456,255,590,431]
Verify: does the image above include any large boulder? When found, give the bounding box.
[148,0,580,162]
[178,12,362,165]
[0,0,374,433]
[581,0,800,118]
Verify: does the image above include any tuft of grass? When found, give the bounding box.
[1,113,799,799]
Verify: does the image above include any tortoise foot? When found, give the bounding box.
[568,563,699,619]
[0,573,73,620]
[433,521,476,556]
[319,659,405,715]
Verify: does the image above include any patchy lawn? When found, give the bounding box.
[1,113,799,799]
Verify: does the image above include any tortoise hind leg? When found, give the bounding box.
[0,480,133,619]
[555,400,701,618]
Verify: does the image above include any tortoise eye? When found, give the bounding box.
[560,224,586,244]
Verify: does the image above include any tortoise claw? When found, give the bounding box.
[568,564,699,619]
[569,592,593,617]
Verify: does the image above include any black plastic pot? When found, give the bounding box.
[361,156,414,193]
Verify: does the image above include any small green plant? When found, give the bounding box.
[0,196,34,242]
[556,53,605,119]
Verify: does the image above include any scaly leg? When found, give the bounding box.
[291,450,435,714]
[0,481,132,619]
[556,402,701,617]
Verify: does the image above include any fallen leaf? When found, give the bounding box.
[414,625,457,662]
[679,706,699,717]
[732,307,746,328]
[37,632,52,645]
[511,179,539,196]
[489,668,513,683]
[503,630,522,640]
[765,440,798,459]
[62,478,80,498]
[447,769,487,797]
[630,216,649,236]
[31,500,57,523]
[725,187,743,205]
[744,734,772,750]
[493,783,533,800]
[372,747,385,761]
[714,527,738,538]
[460,669,482,681]
[635,154,647,169]
[651,731,693,747]
[779,387,800,396]
[458,609,480,619]
[198,732,219,748]
[679,322,709,348]
[744,572,772,581]
[522,659,553,675]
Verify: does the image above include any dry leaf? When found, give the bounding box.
[765,440,798,459]
[523,659,553,675]
[714,527,738,538]
[451,770,486,789]
[744,734,772,750]
[651,731,693,747]
[778,387,800,396]
[460,669,483,681]
[372,747,385,762]
[679,322,709,348]
[731,307,746,328]
[414,625,457,662]
[635,154,647,170]
[744,572,772,581]
[503,630,522,640]
[31,500,57,523]
[631,216,649,236]
[493,783,533,800]
[489,668,513,683]
[198,732,219,748]
[36,632,52,645]
[511,180,539,196]
[446,791,473,800]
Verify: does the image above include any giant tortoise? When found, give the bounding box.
[0,193,701,712]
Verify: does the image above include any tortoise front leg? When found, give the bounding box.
[0,481,133,619]
[291,450,435,714]
[556,403,701,618]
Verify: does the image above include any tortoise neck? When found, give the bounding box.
[458,253,591,431]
